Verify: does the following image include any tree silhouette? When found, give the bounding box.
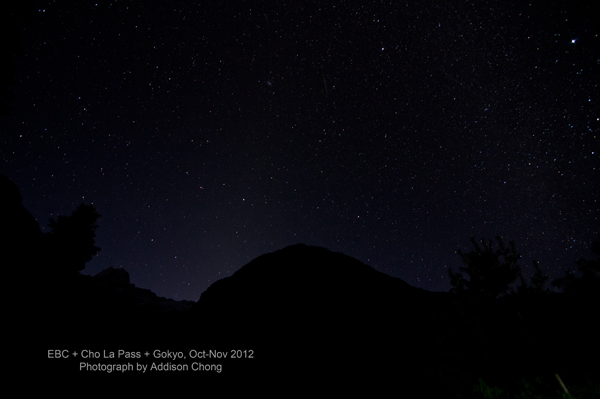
[552,240,600,297]
[448,236,522,298]
[515,259,551,295]
[45,204,101,274]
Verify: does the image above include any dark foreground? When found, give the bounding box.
[24,244,598,396]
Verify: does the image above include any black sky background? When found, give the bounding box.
[2,0,598,301]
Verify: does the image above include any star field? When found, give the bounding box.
[2,0,598,300]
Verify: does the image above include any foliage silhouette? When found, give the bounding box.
[45,203,101,274]
[449,236,522,298]
[552,240,600,297]
[515,260,551,295]
[526,260,550,294]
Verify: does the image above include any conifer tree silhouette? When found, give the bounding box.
[449,236,522,298]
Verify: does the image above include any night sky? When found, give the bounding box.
[2,0,598,301]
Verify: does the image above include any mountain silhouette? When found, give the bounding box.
[187,244,598,393]
[3,173,596,394]
[193,243,428,327]
[189,244,441,391]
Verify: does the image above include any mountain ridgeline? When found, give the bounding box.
[2,173,596,395]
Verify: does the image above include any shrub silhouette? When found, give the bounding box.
[449,236,522,298]
[45,204,101,274]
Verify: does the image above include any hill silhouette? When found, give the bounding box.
[3,173,596,394]
[189,243,440,391]
[192,243,428,329]
[188,244,598,394]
